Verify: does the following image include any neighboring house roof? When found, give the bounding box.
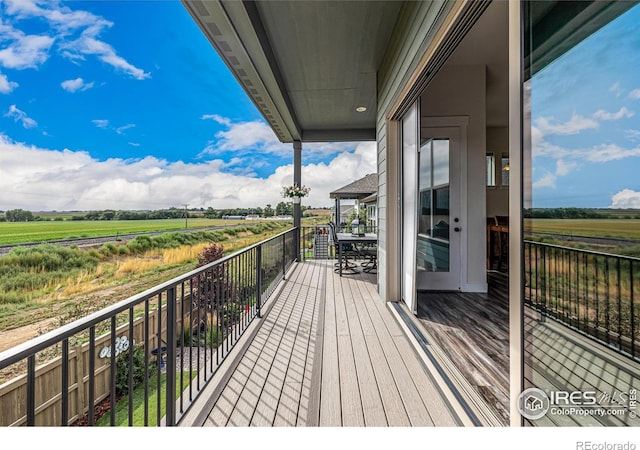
[361,192,377,204]
[329,173,377,200]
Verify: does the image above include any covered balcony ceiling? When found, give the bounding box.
[182,0,404,143]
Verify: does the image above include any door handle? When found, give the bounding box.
[454,227,461,232]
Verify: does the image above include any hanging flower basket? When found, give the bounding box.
[282,183,310,199]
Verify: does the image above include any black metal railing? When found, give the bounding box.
[300,225,333,261]
[525,240,639,362]
[300,224,377,261]
[0,228,297,427]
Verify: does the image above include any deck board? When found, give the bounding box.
[340,275,387,426]
[190,260,470,427]
[416,291,510,425]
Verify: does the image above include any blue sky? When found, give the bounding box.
[0,0,375,211]
[530,3,640,208]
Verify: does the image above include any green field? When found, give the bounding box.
[0,218,250,245]
[525,218,640,240]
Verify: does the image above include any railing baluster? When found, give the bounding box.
[605,257,610,345]
[128,308,134,427]
[209,270,215,374]
[617,258,622,352]
[166,286,176,426]
[282,233,286,280]
[595,254,600,332]
[27,355,35,426]
[61,339,68,426]
[88,326,96,426]
[541,245,546,318]
[179,281,185,412]
[156,293,162,427]
[257,244,263,318]
[144,298,149,426]
[631,260,636,359]
[109,316,116,427]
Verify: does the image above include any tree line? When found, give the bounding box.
[524,207,640,219]
[1,204,326,222]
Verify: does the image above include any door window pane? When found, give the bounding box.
[417,138,450,272]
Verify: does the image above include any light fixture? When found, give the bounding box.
[355,106,367,112]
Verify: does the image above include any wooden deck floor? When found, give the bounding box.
[414,272,640,427]
[416,290,510,426]
[179,260,463,427]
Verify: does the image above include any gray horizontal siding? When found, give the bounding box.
[375,0,452,301]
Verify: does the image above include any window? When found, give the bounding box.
[486,154,496,186]
[501,155,509,186]
[487,153,508,187]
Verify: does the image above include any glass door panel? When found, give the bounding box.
[417,138,450,273]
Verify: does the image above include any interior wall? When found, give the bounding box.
[420,64,487,291]
[487,126,509,218]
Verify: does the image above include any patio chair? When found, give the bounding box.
[360,246,377,273]
[329,221,359,273]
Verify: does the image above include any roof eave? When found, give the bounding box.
[182,0,301,142]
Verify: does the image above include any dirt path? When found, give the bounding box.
[0,317,59,353]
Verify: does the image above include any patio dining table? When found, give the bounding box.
[335,232,378,276]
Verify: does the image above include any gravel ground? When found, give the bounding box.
[173,346,217,372]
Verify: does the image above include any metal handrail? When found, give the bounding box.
[0,228,295,369]
[524,239,638,362]
[0,227,298,426]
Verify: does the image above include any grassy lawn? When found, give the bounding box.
[0,218,250,245]
[525,218,640,240]
[96,370,195,426]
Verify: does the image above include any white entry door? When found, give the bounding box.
[415,125,464,291]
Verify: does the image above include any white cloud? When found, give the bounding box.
[0,134,376,211]
[4,105,37,128]
[0,72,18,93]
[128,142,140,147]
[609,82,622,97]
[116,124,135,135]
[592,107,634,121]
[62,36,150,80]
[0,34,55,69]
[582,143,640,162]
[610,189,640,209]
[201,114,231,126]
[555,159,577,176]
[624,129,640,141]
[535,114,598,136]
[532,173,557,189]
[629,89,640,100]
[1,1,149,79]
[92,119,109,129]
[60,77,94,93]
[200,116,356,158]
[534,108,634,143]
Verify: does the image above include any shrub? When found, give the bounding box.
[196,242,225,267]
[181,325,220,347]
[114,344,156,396]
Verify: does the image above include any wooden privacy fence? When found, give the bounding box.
[0,300,182,426]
